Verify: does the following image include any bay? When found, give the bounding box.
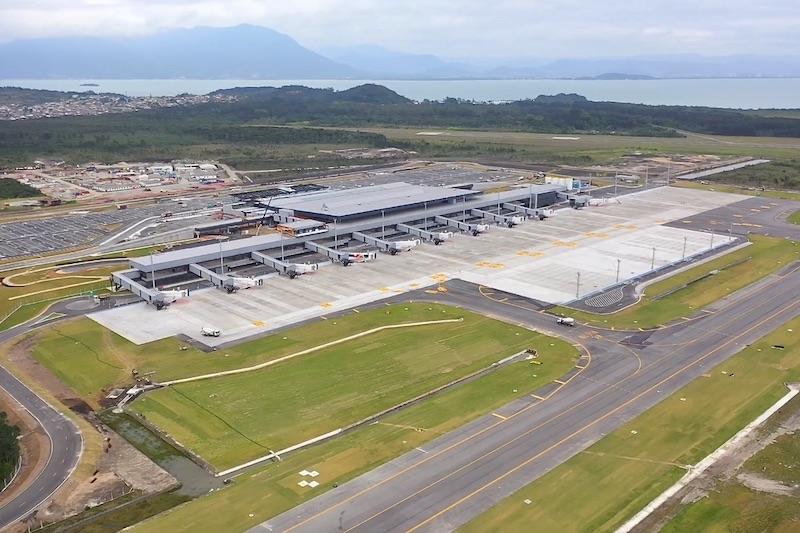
[2,78,800,110]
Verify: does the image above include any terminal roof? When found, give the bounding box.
[269,182,474,218]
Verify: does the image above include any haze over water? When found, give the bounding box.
[4,78,800,109]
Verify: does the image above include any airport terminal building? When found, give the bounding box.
[113,182,563,307]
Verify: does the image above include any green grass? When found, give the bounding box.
[743,432,800,486]
[131,310,556,469]
[554,235,800,329]
[459,314,800,533]
[788,209,800,224]
[127,338,576,533]
[37,491,191,533]
[661,482,800,533]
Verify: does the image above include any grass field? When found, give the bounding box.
[789,209,800,224]
[131,309,556,469]
[127,337,577,533]
[554,235,800,329]
[660,482,800,533]
[459,315,800,533]
[32,303,492,403]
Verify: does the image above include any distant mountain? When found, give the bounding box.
[317,45,475,78]
[3,24,800,80]
[0,24,363,79]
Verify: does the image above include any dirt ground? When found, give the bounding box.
[1,332,177,533]
[631,393,800,532]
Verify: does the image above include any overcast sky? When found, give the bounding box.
[1,0,797,58]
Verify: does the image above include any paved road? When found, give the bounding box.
[0,297,134,530]
[252,264,800,533]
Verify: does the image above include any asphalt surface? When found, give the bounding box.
[252,263,800,533]
[0,297,135,530]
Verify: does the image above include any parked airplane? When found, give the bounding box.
[387,239,422,255]
[223,276,264,293]
[153,288,189,310]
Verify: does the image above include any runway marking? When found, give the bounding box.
[320,316,328,320]
[553,379,566,385]
[353,309,360,313]
[531,395,545,401]
[576,365,587,370]
[403,296,800,532]
[498,298,508,302]
[492,413,508,421]
[416,447,428,454]
[284,330,595,533]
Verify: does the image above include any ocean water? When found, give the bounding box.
[2,78,800,110]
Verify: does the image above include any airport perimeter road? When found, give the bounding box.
[0,297,131,530]
[253,267,800,533]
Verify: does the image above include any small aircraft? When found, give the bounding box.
[152,288,189,310]
[223,276,264,293]
[387,239,422,255]
[287,263,319,278]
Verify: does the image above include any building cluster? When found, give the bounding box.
[0,93,237,121]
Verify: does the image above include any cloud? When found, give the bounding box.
[0,0,797,57]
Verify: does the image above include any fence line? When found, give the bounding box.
[1,459,22,493]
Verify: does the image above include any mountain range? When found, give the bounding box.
[2,24,800,80]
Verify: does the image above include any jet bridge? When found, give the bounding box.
[434,215,490,236]
[469,208,526,227]
[502,202,551,220]
[395,223,453,245]
[352,231,421,255]
[112,269,160,303]
[112,269,185,309]
[304,241,353,265]
[250,251,320,279]
[188,263,228,288]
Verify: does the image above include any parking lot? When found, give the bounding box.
[0,197,226,260]
[90,186,743,347]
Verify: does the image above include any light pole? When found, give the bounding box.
[682,236,688,259]
[219,239,224,273]
[614,173,618,198]
[651,246,656,270]
[710,230,715,249]
[424,202,428,229]
[280,231,284,259]
[381,209,385,235]
[616,258,621,283]
[576,272,581,299]
[645,166,649,188]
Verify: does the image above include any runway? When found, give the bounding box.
[251,263,800,533]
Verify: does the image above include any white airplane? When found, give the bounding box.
[387,239,422,255]
[223,276,264,293]
[153,288,189,310]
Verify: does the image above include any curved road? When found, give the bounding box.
[0,298,130,530]
[253,263,800,533]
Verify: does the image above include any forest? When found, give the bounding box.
[3,84,800,167]
[0,411,20,484]
[0,178,42,199]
